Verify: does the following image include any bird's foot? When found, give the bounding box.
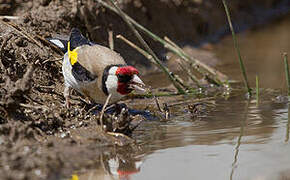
[63,86,71,108]
[64,97,71,109]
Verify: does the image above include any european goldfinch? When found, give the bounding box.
[49,28,145,107]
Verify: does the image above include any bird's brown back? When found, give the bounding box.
[76,45,126,78]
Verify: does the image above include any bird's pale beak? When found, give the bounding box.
[130,75,146,93]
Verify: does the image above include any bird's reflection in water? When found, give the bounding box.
[104,154,142,180]
[76,147,143,180]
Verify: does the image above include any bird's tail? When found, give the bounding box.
[68,28,93,50]
[46,35,69,53]
[47,28,95,53]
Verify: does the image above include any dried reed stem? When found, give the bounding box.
[256,75,259,106]
[97,0,227,86]
[116,34,155,64]
[283,53,290,96]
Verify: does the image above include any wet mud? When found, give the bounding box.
[0,0,289,179]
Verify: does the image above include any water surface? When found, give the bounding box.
[132,95,290,180]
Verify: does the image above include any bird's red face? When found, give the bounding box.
[115,66,145,95]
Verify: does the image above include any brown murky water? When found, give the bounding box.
[132,94,290,180]
[214,14,290,91]
[72,16,290,180]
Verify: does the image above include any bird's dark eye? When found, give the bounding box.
[117,74,132,83]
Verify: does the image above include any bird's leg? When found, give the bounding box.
[64,86,71,108]
[99,94,112,130]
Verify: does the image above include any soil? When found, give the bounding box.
[0,0,289,179]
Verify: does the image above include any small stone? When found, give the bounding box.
[15,38,28,47]
[60,132,67,138]
[34,169,42,176]
[23,146,30,154]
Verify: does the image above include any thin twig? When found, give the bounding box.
[163,37,227,86]
[36,35,64,55]
[163,103,170,120]
[256,75,259,106]
[164,36,225,86]
[124,91,180,100]
[153,95,163,112]
[283,53,290,96]
[1,21,62,64]
[147,86,163,113]
[107,131,133,139]
[19,103,49,111]
[116,34,155,64]
[178,62,201,87]
[164,36,184,52]
[42,57,63,64]
[167,97,215,107]
[0,16,20,20]
[130,116,145,132]
[23,94,44,106]
[99,94,112,130]
[171,73,190,90]
[222,0,251,96]
[87,105,99,115]
[153,92,170,120]
[108,30,114,50]
[0,20,43,48]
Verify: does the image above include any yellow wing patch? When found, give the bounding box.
[71,174,79,180]
[68,42,78,65]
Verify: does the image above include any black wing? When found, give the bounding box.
[70,28,97,82]
[72,62,98,82]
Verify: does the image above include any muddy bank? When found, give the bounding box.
[0,0,290,179]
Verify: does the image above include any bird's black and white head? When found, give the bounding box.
[102,65,145,96]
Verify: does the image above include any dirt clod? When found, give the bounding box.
[0,0,288,179]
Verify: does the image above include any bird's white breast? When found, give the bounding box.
[62,53,81,90]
